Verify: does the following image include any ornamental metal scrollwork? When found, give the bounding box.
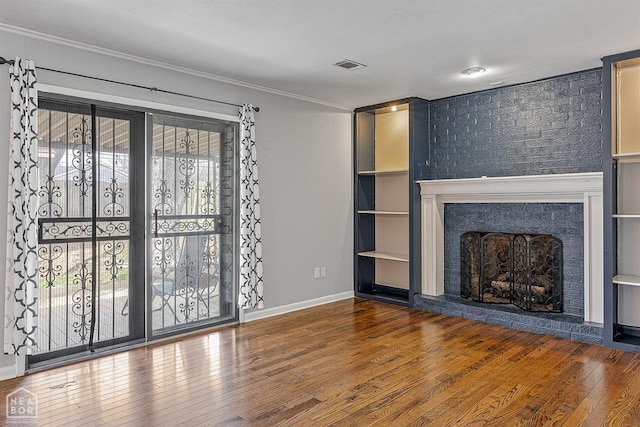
[104,241,125,280]
[103,178,125,216]
[154,179,173,214]
[177,253,197,321]
[201,235,219,271]
[153,238,173,275]
[178,130,197,198]
[41,222,93,241]
[156,216,223,235]
[98,221,129,238]
[40,219,130,242]
[71,259,92,342]
[37,175,63,218]
[200,181,218,215]
[71,117,93,198]
[37,245,63,288]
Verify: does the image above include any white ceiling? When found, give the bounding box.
[1,0,639,110]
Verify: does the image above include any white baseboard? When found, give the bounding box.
[0,365,17,381]
[242,291,354,323]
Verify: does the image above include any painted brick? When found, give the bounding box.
[413,295,603,342]
[444,203,584,317]
[427,69,603,180]
[417,69,603,341]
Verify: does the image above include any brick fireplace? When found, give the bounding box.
[415,172,604,343]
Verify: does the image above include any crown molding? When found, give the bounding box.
[0,23,350,111]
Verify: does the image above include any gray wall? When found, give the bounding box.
[428,69,603,179]
[0,28,353,373]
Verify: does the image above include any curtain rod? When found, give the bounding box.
[0,56,260,112]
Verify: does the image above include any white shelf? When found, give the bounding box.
[613,275,640,287]
[358,210,408,215]
[613,152,640,159]
[358,251,409,262]
[358,169,408,175]
[613,214,640,218]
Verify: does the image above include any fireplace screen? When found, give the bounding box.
[461,232,562,312]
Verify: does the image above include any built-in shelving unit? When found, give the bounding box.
[603,49,640,350]
[353,98,429,306]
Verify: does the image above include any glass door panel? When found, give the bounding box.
[150,114,237,335]
[30,100,144,363]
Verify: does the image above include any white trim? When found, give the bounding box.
[417,172,604,324]
[418,172,603,203]
[0,23,350,112]
[38,84,240,122]
[0,355,23,380]
[0,366,17,381]
[242,291,354,323]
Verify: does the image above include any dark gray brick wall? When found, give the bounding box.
[444,203,584,317]
[428,69,603,179]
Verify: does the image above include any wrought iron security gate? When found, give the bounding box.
[30,100,145,363]
[149,114,237,336]
[28,98,237,364]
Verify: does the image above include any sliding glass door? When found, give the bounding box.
[29,99,145,364]
[149,114,237,336]
[28,98,238,365]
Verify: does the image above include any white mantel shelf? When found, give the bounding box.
[418,172,603,202]
[417,172,604,324]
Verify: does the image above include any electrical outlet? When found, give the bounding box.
[320,267,326,278]
[314,267,320,279]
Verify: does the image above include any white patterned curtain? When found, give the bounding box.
[238,103,263,309]
[4,57,38,355]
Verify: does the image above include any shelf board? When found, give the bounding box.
[358,210,408,215]
[355,291,410,306]
[357,251,409,262]
[358,169,409,175]
[613,333,640,349]
[613,152,640,159]
[613,274,640,286]
[613,214,640,218]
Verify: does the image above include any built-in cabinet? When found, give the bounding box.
[603,50,640,350]
[354,98,429,306]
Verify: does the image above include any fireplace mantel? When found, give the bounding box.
[417,172,604,323]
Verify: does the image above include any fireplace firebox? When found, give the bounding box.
[461,231,563,312]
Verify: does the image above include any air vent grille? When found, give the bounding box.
[334,59,367,70]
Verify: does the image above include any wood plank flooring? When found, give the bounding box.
[1,298,639,426]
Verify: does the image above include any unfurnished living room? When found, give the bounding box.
[0,1,640,425]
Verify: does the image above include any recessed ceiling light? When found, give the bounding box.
[334,59,367,71]
[461,66,487,77]
[490,81,505,86]
[391,106,398,112]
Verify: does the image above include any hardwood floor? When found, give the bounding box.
[1,298,639,426]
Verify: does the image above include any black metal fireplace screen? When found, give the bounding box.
[461,232,563,312]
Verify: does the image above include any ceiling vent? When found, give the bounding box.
[334,59,367,70]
